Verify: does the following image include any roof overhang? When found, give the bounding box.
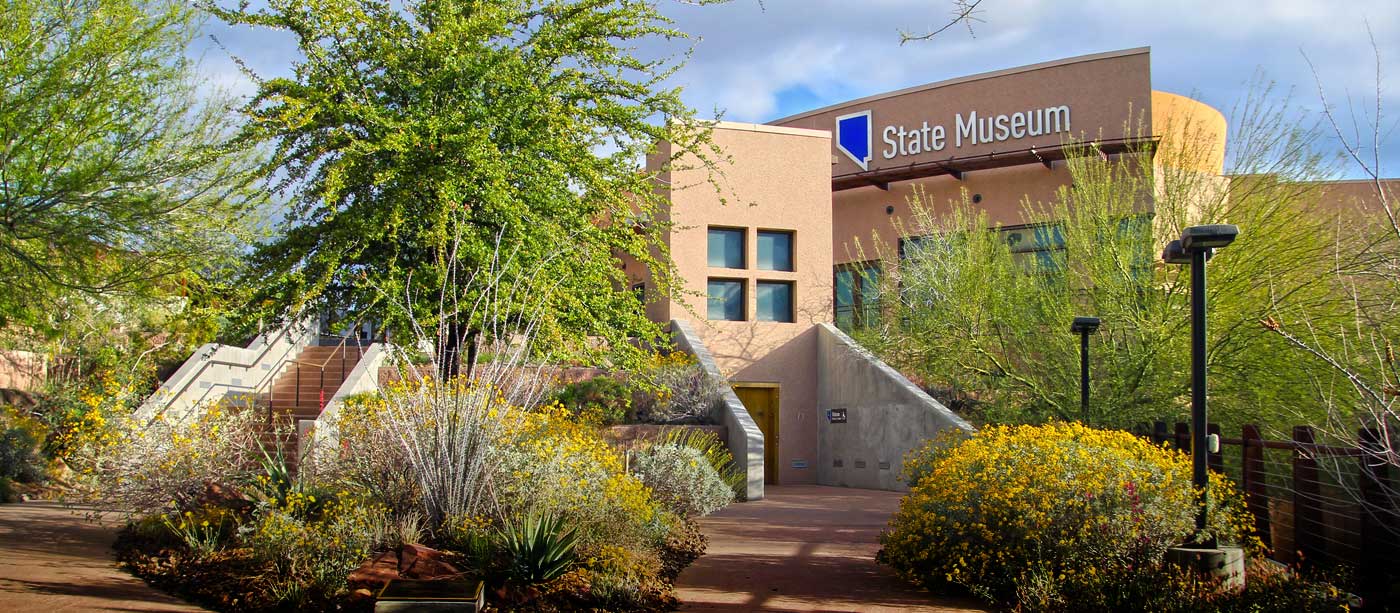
[832,137,1157,192]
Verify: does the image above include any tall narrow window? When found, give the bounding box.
[756,230,794,271]
[834,262,880,331]
[708,227,745,269]
[707,279,745,321]
[755,281,794,323]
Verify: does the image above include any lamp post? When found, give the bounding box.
[1162,224,1239,547]
[1070,316,1101,424]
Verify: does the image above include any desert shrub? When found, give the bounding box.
[493,405,667,550]
[305,391,423,514]
[878,422,1257,608]
[631,443,733,518]
[498,512,579,584]
[641,361,720,424]
[1045,557,1351,612]
[551,376,633,425]
[582,543,670,608]
[73,403,269,515]
[244,494,392,606]
[161,504,239,557]
[659,428,745,498]
[0,425,45,484]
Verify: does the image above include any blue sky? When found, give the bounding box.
[197,0,1399,178]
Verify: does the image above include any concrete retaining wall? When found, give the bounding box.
[816,323,974,491]
[308,342,389,456]
[672,319,764,501]
[136,316,318,425]
[0,350,46,392]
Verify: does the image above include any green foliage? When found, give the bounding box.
[632,442,734,518]
[245,495,394,606]
[658,428,744,497]
[878,423,1257,608]
[552,376,633,425]
[1031,558,1352,613]
[211,0,727,371]
[0,0,265,332]
[499,513,580,585]
[0,416,47,484]
[160,506,237,557]
[860,93,1360,433]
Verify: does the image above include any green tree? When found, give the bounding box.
[0,0,266,334]
[214,0,725,374]
[857,89,1361,432]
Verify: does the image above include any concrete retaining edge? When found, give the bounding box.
[671,318,764,501]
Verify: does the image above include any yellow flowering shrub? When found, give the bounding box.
[878,422,1257,607]
[495,403,668,548]
[72,402,270,515]
[246,493,392,604]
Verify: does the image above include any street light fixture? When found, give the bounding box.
[1163,223,1239,548]
[1070,316,1101,424]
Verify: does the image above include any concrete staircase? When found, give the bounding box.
[258,343,368,468]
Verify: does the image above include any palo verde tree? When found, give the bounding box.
[0,0,266,336]
[855,85,1360,432]
[214,0,726,376]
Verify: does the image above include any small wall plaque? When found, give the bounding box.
[854,459,867,469]
[827,408,848,423]
[792,459,808,469]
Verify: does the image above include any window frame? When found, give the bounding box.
[706,277,747,321]
[834,260,881,330]
[707,226,747,269]
[756,229,795,272]
[755,280,795,323]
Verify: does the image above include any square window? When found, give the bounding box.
[756,281,794,323]
[708,227,745,268]
[707,279,745,321]
[757,230,794,271]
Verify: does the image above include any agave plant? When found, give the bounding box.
[498,512,579,584]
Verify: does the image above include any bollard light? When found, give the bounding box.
[1070,316,1101,424]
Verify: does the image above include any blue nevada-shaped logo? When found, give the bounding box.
[835,110,872,171]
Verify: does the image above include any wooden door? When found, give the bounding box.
[733,384,779,484]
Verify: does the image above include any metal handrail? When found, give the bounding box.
[271,329,371,414]
[140,315,318,422]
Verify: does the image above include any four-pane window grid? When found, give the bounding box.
[707,227,794,322]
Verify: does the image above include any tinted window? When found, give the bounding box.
[755,281,793,323]
[757,231,794,271]
[707,279,744,321]
[708,228,745,268]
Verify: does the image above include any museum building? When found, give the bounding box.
[623,46,1392,499]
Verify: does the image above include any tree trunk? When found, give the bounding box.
[464,328,481,380]
[440,320,464,381]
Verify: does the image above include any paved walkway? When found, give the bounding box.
[0,501,206,612]
[676,485,988,612]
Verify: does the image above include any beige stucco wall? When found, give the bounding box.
[829,164,1077,265]
[773,48,1153,181]
[650,121,833,485]
[1152,90,1227,176]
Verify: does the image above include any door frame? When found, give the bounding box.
[732,382,780,485]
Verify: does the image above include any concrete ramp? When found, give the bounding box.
[816,324,973,491]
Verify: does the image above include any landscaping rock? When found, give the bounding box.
[398,544,461,579]
[348,544,463,592]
